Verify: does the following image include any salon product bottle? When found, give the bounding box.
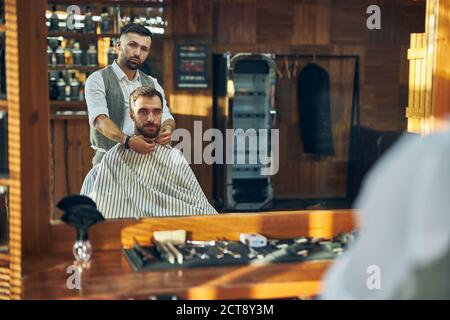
[64,46,73,66]
[49,74,58,100]
[86,44,98,66]
[57,73,66,100]
[84,6,96,33]
[47,45,53,66]
[69,73,80,101]
[112,6,122,34]
[49,5,59,32]
[55,41,65,66]
[99,7,111,34]
[65,83,71,101]
[107,39,117,65]
[72,42,82,66]
[79,87,85,101]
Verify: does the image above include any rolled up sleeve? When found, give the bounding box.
[85,72,110,128]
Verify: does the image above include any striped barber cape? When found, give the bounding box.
[80,143,218,219]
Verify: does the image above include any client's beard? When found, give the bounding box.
[135,122,160,139]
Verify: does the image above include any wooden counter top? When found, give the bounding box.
[23,250,333,300]
[23,210,356,299]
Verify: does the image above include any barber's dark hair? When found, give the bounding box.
[120,22,152,39]
[129,86,163,112]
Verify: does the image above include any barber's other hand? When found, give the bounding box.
[128,135,156,154]
[156,128,173,146]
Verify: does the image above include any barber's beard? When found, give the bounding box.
[136,123,160,139]
[125,56,142,70]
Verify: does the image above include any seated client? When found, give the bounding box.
[81,86,218,219]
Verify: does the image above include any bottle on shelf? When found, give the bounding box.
[49,5,59,32]
[65,82,71,102]
[47,45,54,66]
[69,73,80,101]
[72,42,83,67]
[55,41,65,66]
[57,72,66,100]
[79,87,85,102]
[100,7,111,34]
[84,6,96,34]
[64,45,73,66]
[107,39,117,65]
[113,6,122,34]
[49,73,58,100]
[86,44,98,66]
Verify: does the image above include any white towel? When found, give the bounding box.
[81,143,218,219]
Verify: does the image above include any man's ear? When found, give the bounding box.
[129,111,135,121]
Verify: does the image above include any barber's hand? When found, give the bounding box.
[128,135,156,154]
[156,127,173,146]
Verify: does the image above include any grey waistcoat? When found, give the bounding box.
[90,65,155,166]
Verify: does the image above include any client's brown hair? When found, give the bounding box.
[129,86,163,112]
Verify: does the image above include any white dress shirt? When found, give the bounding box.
[85,61,173,138]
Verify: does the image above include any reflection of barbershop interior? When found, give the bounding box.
[0,0,449,300]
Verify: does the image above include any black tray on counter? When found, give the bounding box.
[123,234,356,272]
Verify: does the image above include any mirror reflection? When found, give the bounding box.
[47,2,426,220]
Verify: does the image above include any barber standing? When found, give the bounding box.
[85,23,175,166]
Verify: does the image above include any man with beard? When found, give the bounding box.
[80,87,217,219]
[85,23,175,166]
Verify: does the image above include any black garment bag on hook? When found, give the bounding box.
[297,63,335,156]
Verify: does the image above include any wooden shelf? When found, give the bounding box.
[48,66,98,72]
[50,100,88,120]
[50,100,86,110]
[0,179,9,187]
[50,114,88,120]
[47,31,120,39]
[47,0,168,8]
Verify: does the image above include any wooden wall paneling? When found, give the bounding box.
[273,56,354,200]
[17,0,51,256]
[4,0,51,299]
[214,0,256,45]
[256,0,293,45]
[363,46,404,131]
[330,45,366,85]
[399,0,427,38]
[399,45,410,88]
[66,120,86,195]
[274,77,295,124]
[365,0,404,46]
[173,114,214,200]
[163,35,214,199]
[170,0,213,36]
[432,0,450,119]
[290,1,331,46]
[330,0,367,44]
[51,119,93,220]
[51,120,68,218]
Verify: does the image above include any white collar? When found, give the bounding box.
[112,60,140,82]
